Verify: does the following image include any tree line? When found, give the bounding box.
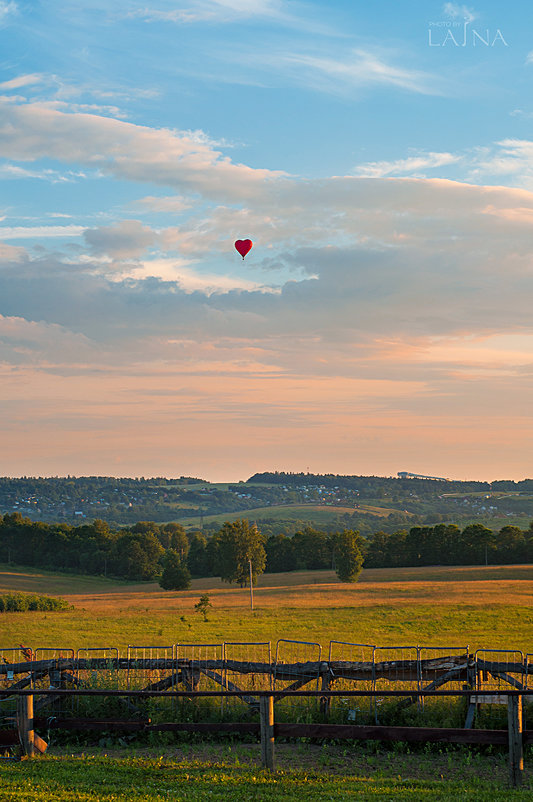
[364,523,533,567]
[0,513,531,588]
[0,514,363,587]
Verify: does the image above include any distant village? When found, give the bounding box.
[0,473,532,529]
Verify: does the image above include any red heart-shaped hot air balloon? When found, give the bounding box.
[235,239,253,259]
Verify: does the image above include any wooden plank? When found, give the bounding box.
[199,668,258,707]
[141,672,182,693]
[34,717,147,732]
[0,671,46,700]
[508,695,524,788]
[273,723,510,744]
[491,671,524,691]
[274,675,317,701]
[464,703,476,729]
[147,722,260,734]
[17,693,34,757]
[33,733,48,754]
[475,660,526,675]
[5,654,520,690]
[260,695,275,771]
[33,717,259,734]
[25,715,533,747]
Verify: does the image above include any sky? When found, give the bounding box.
[1,1,533,482]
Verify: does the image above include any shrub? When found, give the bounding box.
[0,592,71,612]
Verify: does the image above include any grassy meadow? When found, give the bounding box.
[177,503,364,527]
[1,562,532,798]
[0,563,532,653]
[1,750,532,801]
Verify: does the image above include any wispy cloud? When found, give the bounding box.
[0,225,86,239]
[353,140,533,189]
[355,152,460,178]
[133,195,193,213]
[128,0,286,24]
[0,1,17,24]
[466,139,533,187]
[0,74,43,91]
[0,163,83,183]
[249,47,442,96]
[443,3,477,24]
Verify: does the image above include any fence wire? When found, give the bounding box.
[372,646,419,723]
[175,643,224,718]
[417,646,469,724]
[32,648,75,715]
[0,641,531,728]
[126,646,174,691]
[222,642,271,716]
[474,649,525,692]
[274,639,321,719]
[328,641,375,723]
[0,647,33,726]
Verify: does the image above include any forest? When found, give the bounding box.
[0,512,531,587]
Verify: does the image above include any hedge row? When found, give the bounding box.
[0,592,71,612]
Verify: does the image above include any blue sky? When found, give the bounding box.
[1,1,533,481]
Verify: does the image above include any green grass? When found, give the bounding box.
[1,564,532,796]
[452,516,532,529]
[0,750,530,801]
[177,503,397,527]
[0,563,532,652]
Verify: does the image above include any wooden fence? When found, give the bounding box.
[1,688,532,788]
[1,644,532,787]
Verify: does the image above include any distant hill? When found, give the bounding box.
[0,472,533,529]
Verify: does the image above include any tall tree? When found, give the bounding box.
[334,529,364,583]
[159,549,191,590]
[187,533,210,576]
[213,519,266,586]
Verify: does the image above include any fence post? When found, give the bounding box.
[320,662,330,717]
[17,693,35,758]
[260,693,275,771]
[507,694,523,788]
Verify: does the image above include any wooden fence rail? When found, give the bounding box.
[2,688,532,787]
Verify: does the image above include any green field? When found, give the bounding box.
[0,750,531,800]
[0,563,532,652]
[177,502,403,527]
[1,563,532,797]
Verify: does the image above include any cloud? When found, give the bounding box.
[355,152,460,178]
[0,100,286,201]
[0,314,96,366]
[3,174,533,344]
[352,140,533,189]
[0,163,82,182]
[131,257,269,290]
[0,74,43,91]
[0,242,27,261]
[243,47,442,96]
[2,108,533,477]
[467,139,533,187]
[0,225,86,239]
[128,0,302,27]
[134,195,193,213]
[443,3,477,24]
[84,220,156,259]
[0,1,16,24]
